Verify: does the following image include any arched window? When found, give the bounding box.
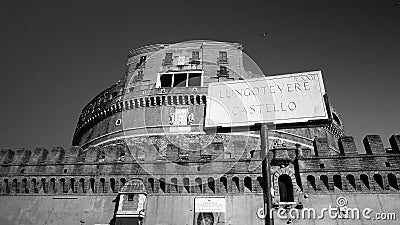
[89,178,95,193]
[207,177,215,193]
[320,175,329,190]
[232,177,240,193]
[195,177,202,193]
[110,178,116,193]
[171,178,178,193]
[99,178,105,193]
[333,175,342,191]
[183,177,190,193]
[346,174,356,190]
[50,178,56,193]
[12,179,18,193]
[22,178,28,194]
[79,178,85,193]
[220,177,227,193]
[3,179,9,193]
[32,178,38,193]
[41,178,47,193]
[360,174,370,190]
[70,178,75,193]
[388,173,398,190]
[60,178,66,193]
[373,174,384,190]
[307,175,316,191]
[257,177,265,192]
[148,178,155,193]
[278,174,294,202]
[159,178,166,193]
[244,177,252,192]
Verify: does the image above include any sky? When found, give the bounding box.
[0,0,399,151]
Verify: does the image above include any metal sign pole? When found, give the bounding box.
[260,124,274,225]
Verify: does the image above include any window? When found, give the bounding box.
[217,66,229,77]
[278,174,294,202]
[218,51,228,63]
[128,193,134,201]
[163,53,173,65]
[157,72,203,88]
[135,56,146,69]
[190,51,200,64]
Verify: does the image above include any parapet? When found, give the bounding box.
[312,134,400,156]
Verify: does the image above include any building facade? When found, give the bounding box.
[0,40,399,225]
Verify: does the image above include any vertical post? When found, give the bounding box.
[260,124,273,225]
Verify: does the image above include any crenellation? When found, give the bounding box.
[363,135,385,155]
[0,149,15,164]
[389,134,400,153]
[14,149,31,164]
[313,138,331,156]
[338,136,358,155]
[48,147,65,164]
[63,146,82,164]
[29,147,49,164]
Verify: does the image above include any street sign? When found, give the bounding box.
[205,71,330,128]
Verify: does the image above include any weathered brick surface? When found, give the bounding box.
[389,134,400,153]
[363,135,385,155]
[338,136,358,155]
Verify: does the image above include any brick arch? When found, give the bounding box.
[273,170,297,192]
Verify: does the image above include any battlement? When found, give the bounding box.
[298,134,400,195]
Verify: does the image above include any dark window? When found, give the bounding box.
[374,174,384,190]
[188,73,202,86]
[333,175,342,190]
[173,73,187,87]
[307,175,316,191]
[232,177,240,192]
[160,74,173,87]
[192,51,200,60]
[218,66,229,77]
[208,177,215,193]
[70,178,75,193]
[385,162,391,167]
[195,177,203,193]
[320,175,329,190]
[100,178,105,193]
[159,178,166,193]
[50,178,56,192]
[360,174,370,189]
[388,173,398,190]
[183,177,190,193]
[110,178,116,193]
[278,174,294,202]
[128,193,134,201]
[346,174,356,190]
[218,51,228,63]
[136,55,146,69]
[320,164,325,168]
[79,178,85,193]
[163,53,173,65]
[90,178,95,193]
[244,177,252,192]
[148,178,154,193]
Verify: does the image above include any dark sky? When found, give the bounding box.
[0,0,399,151]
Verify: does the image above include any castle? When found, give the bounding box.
[0,40,399,225]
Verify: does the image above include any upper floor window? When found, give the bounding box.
[163,53,173,66]
[190,51,200,65]
[156,72,203,88]
[136,55,147,69]
[218,51,228,63]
